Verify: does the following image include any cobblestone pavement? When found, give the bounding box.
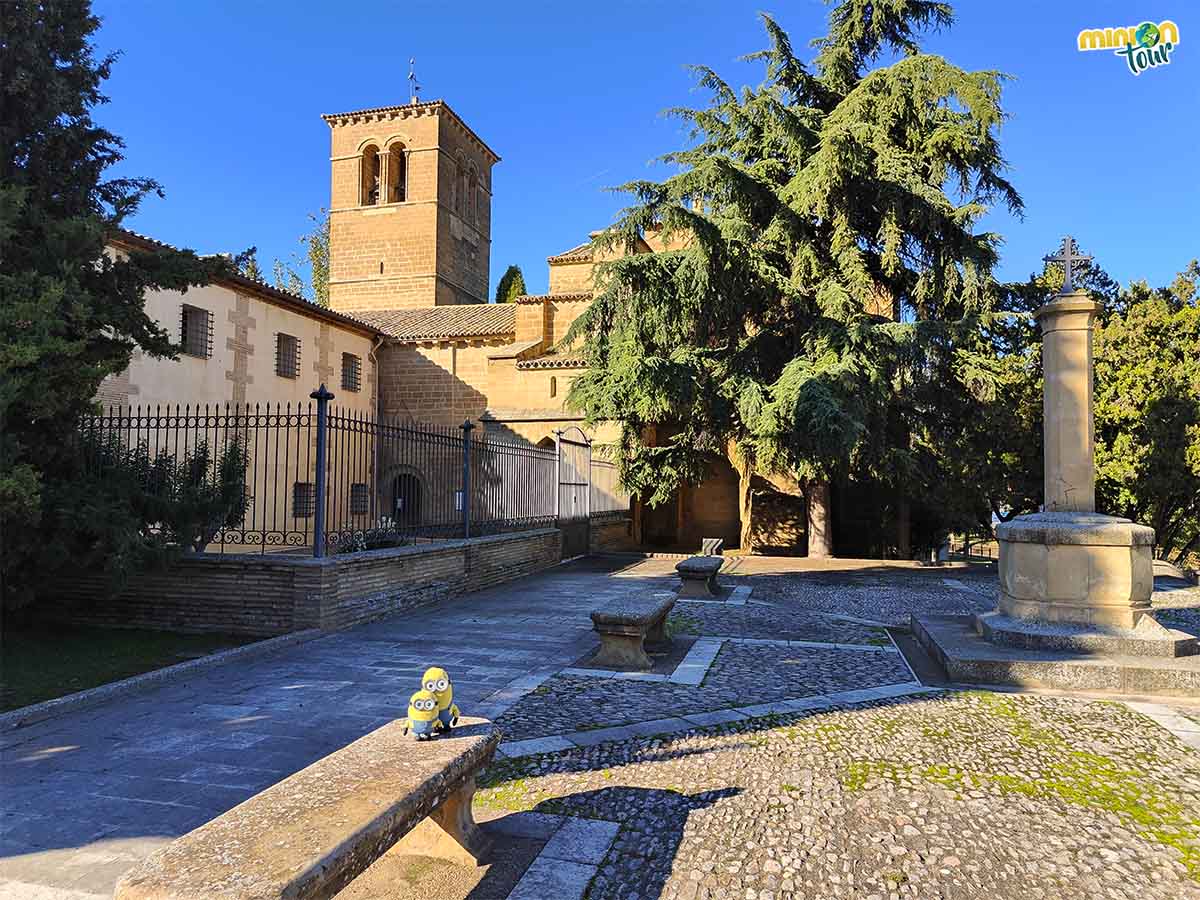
[1154,577,1200,637]
[669,595,892,644]
[479,690,1200,900]
[496,642,913,742]
[743,566,998,626]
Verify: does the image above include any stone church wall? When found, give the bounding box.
[377,340,498,425]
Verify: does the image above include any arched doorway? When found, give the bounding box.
[391,472,422,529]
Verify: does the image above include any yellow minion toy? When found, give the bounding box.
[403,689,440,741]
[422,666,460,732]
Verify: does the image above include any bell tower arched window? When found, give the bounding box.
[454,153,466,215]
[467,165,478,224]
[360,144,380,206]
[387,144,407,203]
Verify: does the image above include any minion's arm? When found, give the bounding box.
[450,703,460,724]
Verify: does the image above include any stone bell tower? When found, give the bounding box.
[323,99,500,312]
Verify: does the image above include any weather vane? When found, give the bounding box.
[408,58,422,104]
[1043,236,1092,294]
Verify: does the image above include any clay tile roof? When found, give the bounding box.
[516,354,586,370]
[513,292,592,304]
[547,241,593,264]
[357,304,516,342]
[108,228,382,337]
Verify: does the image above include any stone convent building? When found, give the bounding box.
[100,98,812,554]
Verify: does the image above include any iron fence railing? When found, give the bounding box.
[590,458,631,521]
[79,388,562,556]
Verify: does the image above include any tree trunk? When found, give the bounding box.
[738,466,755,555]
[729,443,755,554]
[807,481,833,559]
[897,495,911,560]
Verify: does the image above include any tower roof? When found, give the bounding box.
[356,304,516,342]
[321,99,500,163]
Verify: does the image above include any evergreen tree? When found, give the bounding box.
[272,210,329,305]
[1095,266,1200,565]
[0,0,230,608]
[566,1,1021,554]
[495,264,526,303]
[240,250,263,281]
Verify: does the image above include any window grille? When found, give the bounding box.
[293,482,315,518]
[180,305,213,359]
[341,353,362,392]
[349,483,370,515]
[275,333,300,378]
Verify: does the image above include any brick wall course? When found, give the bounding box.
[48,529,562,636]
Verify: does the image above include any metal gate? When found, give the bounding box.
[556,426,592,558]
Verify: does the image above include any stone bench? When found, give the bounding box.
[676,555,724,598]
[590,593,677,671]
[114,717,500,900]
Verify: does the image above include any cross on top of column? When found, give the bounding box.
[1043,236,1093,294]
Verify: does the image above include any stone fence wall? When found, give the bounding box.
[589,516,637,554]
[47,529,562,636]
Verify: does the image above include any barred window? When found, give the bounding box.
[293,482,315,518]
[341,353,362,392]
[349,483,370,515]
[275,333,300,378]
[180,305,213,358]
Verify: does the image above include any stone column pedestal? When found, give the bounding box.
[993,288,1163,639]
[996,512,1154,629]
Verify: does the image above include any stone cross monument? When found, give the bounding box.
[993,237,1158,633]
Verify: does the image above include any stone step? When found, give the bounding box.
[912,615,1200,698]
[976,611,1199,659]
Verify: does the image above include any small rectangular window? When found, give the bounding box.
[275,333,300,378]
[293,482,315,518]
[341,353,362,392]
[180,305,213,359]
[349,483,369,515]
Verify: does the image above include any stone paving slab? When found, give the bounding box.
[506,857,595,900]
[539,818,620,864]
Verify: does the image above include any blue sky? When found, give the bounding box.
[94,1,1197,298]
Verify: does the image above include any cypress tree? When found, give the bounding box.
[0,0,230,607]
[566,1,1022,554]
[495,264,527,303]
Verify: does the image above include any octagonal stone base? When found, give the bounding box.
[996,512,1155,630]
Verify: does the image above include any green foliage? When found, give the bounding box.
[1095,267,1200,565]
[0,0,231,609]
[495,264,527,303]
[37,434,251,592]
[565,0,1021,550]
[272,210,330,305]
[239,250,263,281]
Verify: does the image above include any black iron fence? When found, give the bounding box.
[78,386,627,557]
[80,392,559,555]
